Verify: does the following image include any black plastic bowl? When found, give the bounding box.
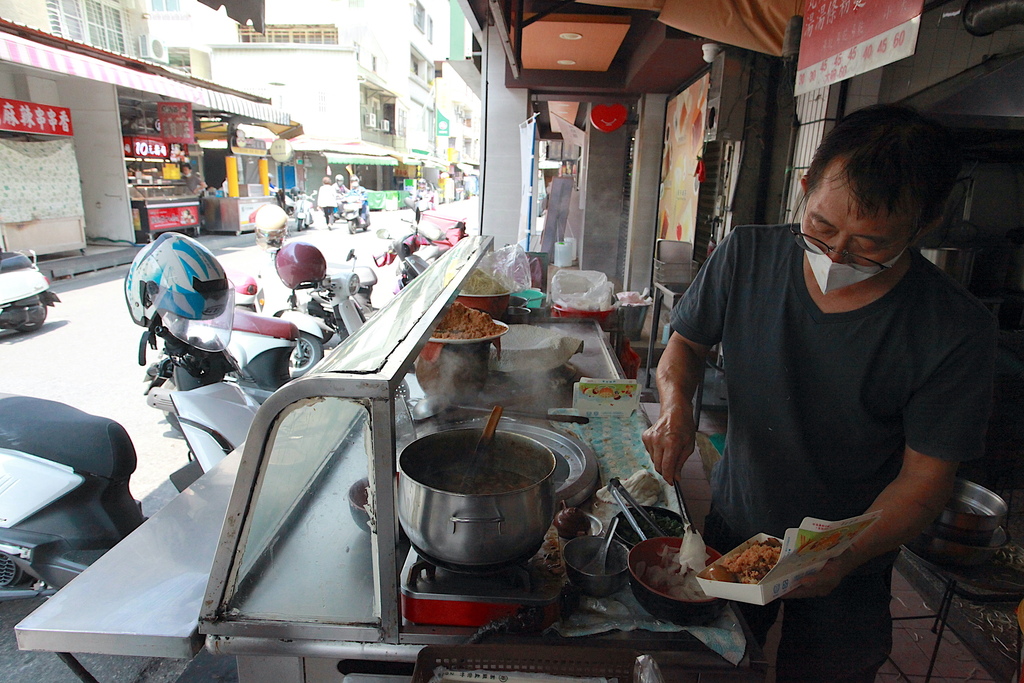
[614,506,687,548]
[628,537,724,625]
[348,477,371,532]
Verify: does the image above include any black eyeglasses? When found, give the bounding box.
[789,226,892,273]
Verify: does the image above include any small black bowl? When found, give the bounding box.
[614,506,687,548]
[348,478,371,532]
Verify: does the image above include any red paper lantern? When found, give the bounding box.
[590,103,628,133]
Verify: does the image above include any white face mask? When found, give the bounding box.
[805,244,904,294]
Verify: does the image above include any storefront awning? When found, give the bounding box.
[324,153,397,166]
[0,29,291,125]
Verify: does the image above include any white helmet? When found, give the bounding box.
[124,232,233,351]
[254,204,288,251]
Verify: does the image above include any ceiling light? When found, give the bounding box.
[557,60,576,66]
[559,32,582,40]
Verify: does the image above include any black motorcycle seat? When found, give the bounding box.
[0,251,32,273]
[0,395,136,480]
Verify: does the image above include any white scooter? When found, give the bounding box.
[0,394,145,598]
[0,250,60,333]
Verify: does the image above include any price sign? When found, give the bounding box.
[123,136,170,159]
[795,0,924,96]
[156,102,195,144]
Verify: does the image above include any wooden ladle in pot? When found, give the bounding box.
[459,405,503,489]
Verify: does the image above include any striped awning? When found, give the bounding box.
[0,30,291,125]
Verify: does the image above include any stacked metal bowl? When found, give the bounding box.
[908,479,1009,566]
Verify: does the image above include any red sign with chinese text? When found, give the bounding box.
[147,204,200,231]
[0,97,73,136]
[124,136,170,159]
[156,102,195,144]
[795,0,924,96]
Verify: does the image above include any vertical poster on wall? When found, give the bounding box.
[657,75,709,242]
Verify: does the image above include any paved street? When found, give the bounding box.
[0,198,476,682]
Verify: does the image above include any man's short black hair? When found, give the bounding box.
[181,162,192,170]
[804,104,961,229]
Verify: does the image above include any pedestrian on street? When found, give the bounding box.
[316,176,337,226]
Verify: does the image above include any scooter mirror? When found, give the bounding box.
[375,229,390,240]
[346,249,356,261]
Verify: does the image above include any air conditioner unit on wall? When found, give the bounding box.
[364,113,377,128]
[138,35,169,64]
[381,119,390,132]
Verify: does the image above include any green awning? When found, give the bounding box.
[324,153,397,166]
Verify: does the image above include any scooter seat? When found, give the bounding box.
[0,251,32,273]
[0,394,136,480]
[234,308,299,341]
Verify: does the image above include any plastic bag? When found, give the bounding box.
[551,270,614,311]
[464,244,533,295]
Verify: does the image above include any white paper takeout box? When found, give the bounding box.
[696,511,881,605]
[572,377,640,417]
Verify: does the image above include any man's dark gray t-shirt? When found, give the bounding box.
[671,225,996,541]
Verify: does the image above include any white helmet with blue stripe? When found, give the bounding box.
[125,232,233,351]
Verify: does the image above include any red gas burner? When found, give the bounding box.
[400,548,564,627]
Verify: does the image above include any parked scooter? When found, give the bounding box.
[374,212,468,290]
[274,242,373,368]
[290,189,315,232]
[128,233,297,423]
[0,393,145,597]
[0,250,60,333]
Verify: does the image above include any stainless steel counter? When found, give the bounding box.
[16,449,241,658]
[14,320,623,660]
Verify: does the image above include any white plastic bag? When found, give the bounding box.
[551,270,614,311]
[466,244,533,294]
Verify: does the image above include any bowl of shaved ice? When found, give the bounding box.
[627,533,724,625]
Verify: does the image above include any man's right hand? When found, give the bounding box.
[641,332,711,485]
[642,405,697,485]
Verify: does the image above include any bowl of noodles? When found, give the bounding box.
[457,269,512,319]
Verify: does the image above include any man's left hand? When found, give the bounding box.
[783,550,859,599]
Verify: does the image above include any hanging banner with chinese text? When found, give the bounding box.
[0,97,73,136]
[795,0,923,96]
[157,102,195,144]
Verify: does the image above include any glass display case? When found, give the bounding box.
[199,236,491,644]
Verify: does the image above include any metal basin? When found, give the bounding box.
[908,526,1008,567]
[931,478,1007,545]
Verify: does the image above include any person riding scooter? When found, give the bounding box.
[343,175,370,229]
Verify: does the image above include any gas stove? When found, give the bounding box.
[400,546,565,627]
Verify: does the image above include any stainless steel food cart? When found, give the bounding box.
[17,236,765,681]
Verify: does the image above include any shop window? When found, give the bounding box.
[413,1,426,33]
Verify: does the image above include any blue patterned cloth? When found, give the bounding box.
[550,411,678,516]
[548,412,747,664]
[549,591,747,665]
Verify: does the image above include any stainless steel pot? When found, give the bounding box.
[398,428,556,570]
[929,478,1007,545]
[919,248,976,286]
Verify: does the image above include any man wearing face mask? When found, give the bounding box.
[642,104,996,682]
